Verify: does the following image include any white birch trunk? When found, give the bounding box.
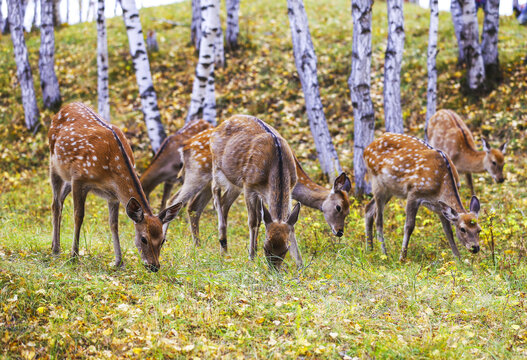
[203,73,217,124]
[425,0,438,142]
[0,0,5,34]
[97,0,110,121]
[214,19,225,67]
[191,0,202,50]
[287,0,342,180]
[349,0,375,196]
[120,0,166,152]
[226,0,240,51]
[186,0,220,124]
[8,0,40,132]
[481,0,500,76]
[451,0,465,65]
[39,0,62,111]
[52,0,61,25]
[384,0,405,134]
[458,0,486,90]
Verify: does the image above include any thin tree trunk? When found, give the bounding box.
[0,0,5,34]
[287,0,341,180]
[214,17,225,67]
[21,0,29,21]
[191,0,202,50]
[481,0,500,79]
[66,0,69,24]
[32,0,39,30]
[226,0,240,51]
[39,0,62,110]
[349,0,374,196]
[120,0,166,152]
[8,0,40,132]
[203,73,216,123]
[186,0,220,124]
[425,0,438,142]
[97,0,110,121]
[451,0,465,65]
[52,0,61,26]
[458,0,486,90]
[78,0,82,23]
[384,0,405,134]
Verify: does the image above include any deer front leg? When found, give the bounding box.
[71,180,88,259]
[51,171,69,255]
[245,193,261,260]
[108,200,123,267]
[399,198,420,261]
[160,181,176,210]
[374,195,390,255]
[465,173,475,196]
[439,214,461,259]
[212,178,228,254]
[365,199,376,251]
[187,186,213,246]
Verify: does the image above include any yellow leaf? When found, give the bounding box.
[132,348,142,355]
[102,328,113,336]
[37,306,46,314]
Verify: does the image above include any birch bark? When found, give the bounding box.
[349,0,375,196]
[458,0,486,90]
[191,0,202,50]
[451,0,465,65]
[425,0,438,142]
[120,0,166,152]
[97,0,110,121]
[481,0,500,77]
[226,0,240,51]
[384,0,405,134]
[39,0,62,111]
[8,0,40,132]
[287,0,342,180]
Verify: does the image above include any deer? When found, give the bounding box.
[426,109,507,195]
[363,132,482,261]
[140,119,212,209]
[163,126,352,250]
[48,102,182,272]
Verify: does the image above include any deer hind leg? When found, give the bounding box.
[374,194,391,255]
[288,232,304,269]
[365,199,376,251]
[244,192,261,260]
[465,173,475,196]
[160,180,176,210]
[439,214,461,259]
[51,171,67,255]
[108,200,123,267]
[399,197,420,261]
[212,176,229,254]
[71,180,88,259]
[187,185,213,246]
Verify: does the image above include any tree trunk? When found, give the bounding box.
[66,0,69,24]
[458,0,486,90]
[425,0,438,142]
[186,0,221,124]
[52,0,61,26]
[120,0,166,152]
[384,0,405,134]
[21,0,29,21]
[8,0,40,132]
[450,0,465,65]
[0,0,5,34]
[39,0,62,110]
[191,0,202,50]
[481,0,500,79]
[97,0,110,121]
[214,18,225,67]
[226,0,240,51]
[349,0,375,196]
[78,0,82,23]
[287,0,342,180]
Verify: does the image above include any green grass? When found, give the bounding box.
[1,0,527,358]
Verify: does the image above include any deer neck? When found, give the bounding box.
[114,167,153,216]
[456,148,486,173]
[292,174,329,210]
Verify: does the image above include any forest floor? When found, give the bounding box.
[1,0,527,358]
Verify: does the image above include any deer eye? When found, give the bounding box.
[141,236,147,245]
[460,228,467,233]
[336,205,342,212]
[492,161,497,166]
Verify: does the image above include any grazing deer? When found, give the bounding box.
[364,133,481,260]
[48,102,182,272]
[140,119,212,209]
[165,128,352,248]
[427,109,507,195]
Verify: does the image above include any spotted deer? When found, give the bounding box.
[48,102,182,272]
[426,109,507,195]
[364,133,481,260]
[164,127,352,250]
[140,119,212,209]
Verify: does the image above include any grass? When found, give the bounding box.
[1,0,527,358]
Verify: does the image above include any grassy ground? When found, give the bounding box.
[1,0,527,358]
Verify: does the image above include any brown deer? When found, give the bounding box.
[364,133,481,260]
[140,119,212,209]
[164,127,352,249]
[48,102,182,272]
[426,109,507,195]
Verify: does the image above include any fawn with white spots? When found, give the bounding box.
[164,124,352,253]
[426,109,507,195]
[48,103,182,272]
[140,119,212,209]
[364,133,482,260]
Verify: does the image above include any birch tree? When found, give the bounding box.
[458,0,485,90]
[39,0,62,111]
[226,0,240,51]
[425,0,438,142]
[119,0,166,152]
[191,0,202,50]
[8,0,40,132]
[349,0,374,196]
[450,0,465,65]
[52,0,61,25]
[287,0,341,179]
[97,0,110,121]
[0,0,5,35]
[384,0,405,134]
[186,0,221,124]
[481,0,500,78]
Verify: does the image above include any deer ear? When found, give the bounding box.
[481,137,491,153]
[469,196,480,217]
[499,140,508,155]
[438,201,459,223]
[333,173,351,193]
[158,202,182,224]
[261,203,273,225]
[126,198,144,223]
[286,203,301,227]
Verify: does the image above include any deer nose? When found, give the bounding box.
[471,245,480,254]
[497,178,505,184]
[336,230,343,237]
[145,264,160,272]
